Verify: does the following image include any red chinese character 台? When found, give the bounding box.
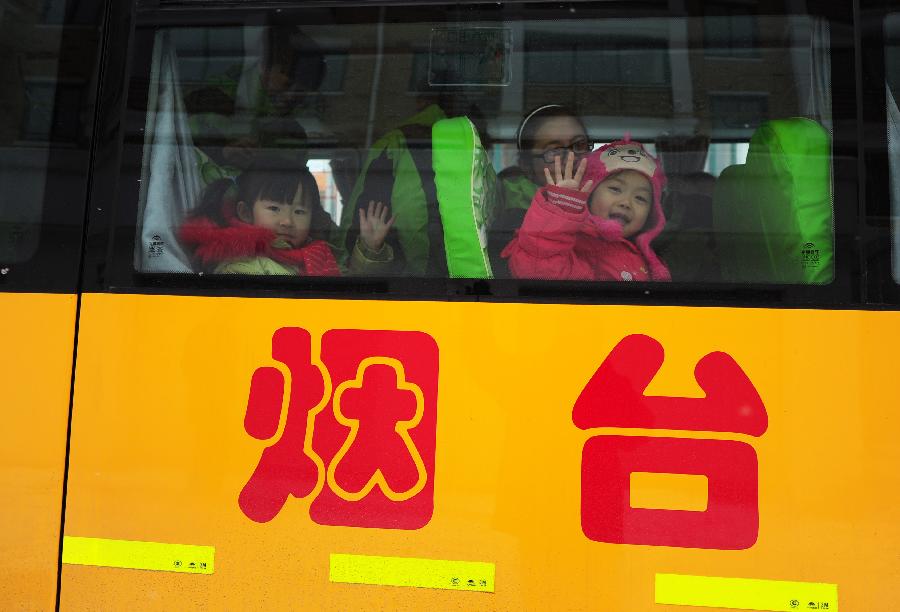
[573,334,768,550]
[581,436,759,549]
[239,327,328,523]
[237,328,439,530]
[309,329,439,530]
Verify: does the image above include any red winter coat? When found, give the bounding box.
[501,185,670,282]
[178,217,340,276]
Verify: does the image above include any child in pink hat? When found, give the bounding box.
[501,136,670,282]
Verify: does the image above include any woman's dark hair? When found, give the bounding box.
[193,156,333,244]
[516,104,586,152]
[515,105,586,182]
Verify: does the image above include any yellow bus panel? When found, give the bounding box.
[0,293,77,610]
[60,293,899,610]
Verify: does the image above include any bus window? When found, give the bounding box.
[102,2,839,292]
[0,0,101,292]
[885,14,900,283]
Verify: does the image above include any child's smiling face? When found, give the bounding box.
[588,170,652,239]
[240,183,312,247]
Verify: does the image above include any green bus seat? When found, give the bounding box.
[432,116,501,279]
[712,118,833,284]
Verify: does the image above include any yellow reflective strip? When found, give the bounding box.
[329,553,494,592]
[655,574,838,611]
[62,536,214,574]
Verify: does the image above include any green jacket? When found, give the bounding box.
[335,105,447,275]
[499,171,538,213]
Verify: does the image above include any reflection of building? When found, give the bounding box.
[0,0,104,263]
[327,7,811,147]
[167,3,824,191]
[1,0,103,145]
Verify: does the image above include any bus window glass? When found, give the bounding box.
[885,14,900,283]
[0,1,100,273]
[127,4,835,286]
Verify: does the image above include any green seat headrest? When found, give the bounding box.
[432,117,500,279]
[713,118,833,284]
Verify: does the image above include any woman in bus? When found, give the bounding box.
[489,105,592,276]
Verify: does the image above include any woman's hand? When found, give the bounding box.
[359,200,396,252]
[544,151,594,193]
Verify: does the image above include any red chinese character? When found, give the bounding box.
[573,334,767,549]
[239,328,327,523]
[309,329,438,529]
[238,328,438,530]
[328,362,425,498]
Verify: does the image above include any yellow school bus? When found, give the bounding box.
[3,0,900,610]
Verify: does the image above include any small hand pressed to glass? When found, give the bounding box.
[534,138,593,164]
[544,151,594,193]
[359,200,396,253]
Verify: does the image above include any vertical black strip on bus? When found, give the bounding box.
[826,0,865,307]
[80,0,145,293]
[55,0,136,608]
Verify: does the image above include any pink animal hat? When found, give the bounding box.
[582,135,670,280]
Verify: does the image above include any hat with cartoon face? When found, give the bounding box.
[582,136,670,280]
[583,137,667,208]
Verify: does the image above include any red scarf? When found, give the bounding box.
[179,217,340,276]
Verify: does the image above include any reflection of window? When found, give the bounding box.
[409,51,430,91]
[709,93,768,130]
[172,28,245,88]
[886,15,900,98]
[22,81,83,143]
[429,28,511,86]
[705,142,749,177]
[525,34,670,86]
[703,5,760,59]
[320,52,348,92]
[42,0,103,25]
[41,0,68,24]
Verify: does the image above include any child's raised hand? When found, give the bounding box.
[544,151,594,193]
[359,200,396,252]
